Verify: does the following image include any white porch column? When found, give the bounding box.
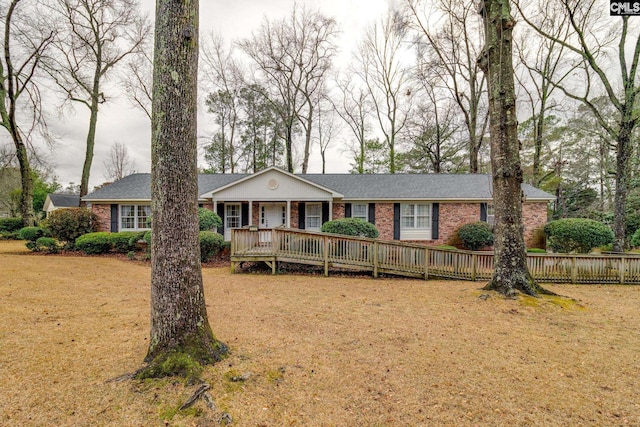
[329,200,333,221]
[213,200,217,212]
[286,200,291,228]
[248,200,253,225]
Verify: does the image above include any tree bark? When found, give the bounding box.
[139,0,226,379]
[478,0,550,297]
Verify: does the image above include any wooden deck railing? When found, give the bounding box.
[230,228,640,284]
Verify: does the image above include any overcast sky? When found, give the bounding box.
[47,0,393,190]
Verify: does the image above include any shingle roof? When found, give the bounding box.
[48,193,80,207]
[83,171,554,202]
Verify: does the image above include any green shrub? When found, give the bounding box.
[75,232,113,254]
[0,218,24,233]
[45,208,97,246]
[108,231,141,253]
[199,231,225,262]
[143,230,152,245]
[35,237,60,253]
[527,248,547,253]
[457,222,494,251]
[321,218,379,239]
[0,231,19,240]
[631,228,640,248]
[544,218,614,253]
[18,226,47,242]
[199,208,222,231]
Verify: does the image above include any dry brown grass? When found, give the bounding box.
[1,240,640,426]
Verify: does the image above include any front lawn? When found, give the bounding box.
[1,240,639,426]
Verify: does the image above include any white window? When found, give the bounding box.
[120,205,151,231]
[352,203,368,221]
[306,203,322,231]
[486,204,495,226]
[225,204,241,229]
[400,203,431,240]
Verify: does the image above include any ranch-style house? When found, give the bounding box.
[82,166,554,247]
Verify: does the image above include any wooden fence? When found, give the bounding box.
[230,228,640,284]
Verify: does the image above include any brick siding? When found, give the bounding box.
[92,204,111,232]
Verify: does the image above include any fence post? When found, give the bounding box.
[571,256,577,284]
[323,235,329,277]
[424,247,429,280]
[373,242,379,278]
[472,253,477,281]
[620,257,625,284]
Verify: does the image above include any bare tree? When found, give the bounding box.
[332,76,371,174]
[353,12,414,173]
[1,0,54,226]
[238,5,338,173]
[137,0,227,380]
[46,0,149,200]
[103,141,135,181]
[478,0,549,297]
[122,45,152,120]
[517,0,640,252]
[406,0,489,173]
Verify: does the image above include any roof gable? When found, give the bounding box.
[202,167,342,201]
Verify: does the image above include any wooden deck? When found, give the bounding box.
[230,228,640,284]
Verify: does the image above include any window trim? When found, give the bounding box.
[351,203,368,222]
[225,203,241,230]
[305,202,323,231]
[120,204,151,231]
[399,203,432,240]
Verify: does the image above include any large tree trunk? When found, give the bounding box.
[138,0,226,380]
[478,0,550,297]
[613,123,633,252]
[14,134,35,227]
[79,80,100,202]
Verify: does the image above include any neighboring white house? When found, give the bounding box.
[43,193,80,217]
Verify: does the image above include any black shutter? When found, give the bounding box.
[241,203,249,226]
[368,203,376,224]
[110,204,118,232]
[345,203,352,218]
[393,203,401,240]
[216,203,224,234]
[480,203,487,222]
[322,202,330,224]
[298,203,306,230]
[432,203,440,240]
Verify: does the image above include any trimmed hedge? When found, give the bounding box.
[18,226,47,242]
[45,208,97,246]
[0,218,23,233]
[75,232,113,254]
[200,231,225,262]
[199,208,222,231]
[109,231,142,253]
[631,228,640,248]
[35,237,60,253]
[457,222,494,251]
[544,218,614,254]
[321,218,379,239]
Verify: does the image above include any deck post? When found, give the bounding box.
[620,257,625,284]
[571,256,577,284]
[423,247,429,280]
[323,235,329,277]
[471,253,477,281]
[373,242,379,278]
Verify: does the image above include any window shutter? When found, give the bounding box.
[432,203,440,240]
[216,203,224,234]
[368,203,376,224]
[298,203,306,230]
[480,203,487,222]
[241,203,249,226]
[393,203,400,240]
[345,203,352,218]
[322,202,330,224]
[110,204,118,232]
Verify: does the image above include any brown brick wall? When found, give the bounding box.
[374,203,395,240]
[290,202,299,229]
[332,203,345,220]
[92,204,111,232]
[438,203,483,245]
[523,202,549,247]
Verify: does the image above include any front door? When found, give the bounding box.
[260,203,286,228]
